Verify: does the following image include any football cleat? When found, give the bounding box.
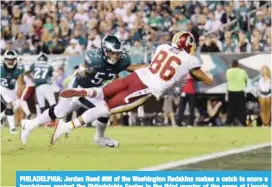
[51,120,71,145]
[94,137,119,148]
[10,128,18,134]
[21,119,36,144]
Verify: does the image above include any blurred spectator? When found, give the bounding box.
[2,26,13,41]
[74,6,89,24]
[160,9,172,32]
[197,36,205,54]
[64,39,83,55]
[115,24,129,41]
[190,6,201,25]
[148,10,161,29]
[129,40,145,64]
[22,8,34,25]
[0,33,6,53]
[251,29,263,52]
[162,94,177,126]
[221,4,236,24]
[54,66,67,91]
[36,41,50,54]
[12,5,22,23]
[1,8,12,27]
[206,98,223,126]
[187,22,199,44]
[236,1,249,32]
[176,13,190,31]
[177,76,197,126]
[208,12,222,32]
[13,33,28,54]
[236,31,251,52]
[201,35,220,52]
[73,29,87,49]
[197,14,212,35]
[222,32,236,53]
[44,16,54,32]
[48,36,65,54]
[257,65,271,127]
[263,34,271,52]
[252,11,266,33]
[86,29,102,50]
[123,7,136,29]
[215,3,225,21]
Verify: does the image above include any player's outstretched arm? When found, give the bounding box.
[190,68,214,85]
[126,64,149,72]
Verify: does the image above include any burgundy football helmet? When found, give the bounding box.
[171,31,195,54]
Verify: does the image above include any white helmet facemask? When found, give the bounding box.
[4,50,18,69]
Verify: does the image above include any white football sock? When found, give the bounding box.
[93,120,107,139]
[36,104,41,116]
[0,111,6,121]
[7,115,15,130]
[36,109,51,125]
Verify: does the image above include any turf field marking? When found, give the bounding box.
[138,142,272,171]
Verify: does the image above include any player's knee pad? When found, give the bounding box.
[5,108,13,116]
[48,106,57,120]
[97,117,109,124]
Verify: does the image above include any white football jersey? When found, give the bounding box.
[136,44,201,98]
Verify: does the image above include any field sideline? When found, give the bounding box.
[1,126,271,186]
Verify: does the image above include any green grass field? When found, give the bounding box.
[1,127,271,186]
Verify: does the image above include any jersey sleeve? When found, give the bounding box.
[84,50,102,71]
[119,52,131,71]
[189,56,201,70]
[29,63,34,73]
[17,64,25,75]
[48,65,54,77]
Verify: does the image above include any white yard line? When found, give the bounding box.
[138,142,272,171]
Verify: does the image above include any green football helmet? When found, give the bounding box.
[101,35,122,65]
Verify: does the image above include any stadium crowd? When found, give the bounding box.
[1,0,271,57]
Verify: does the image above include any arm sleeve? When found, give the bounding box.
[48,66,54,77]
[123,54,132,70]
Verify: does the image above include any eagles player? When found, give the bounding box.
[30,53,56,113]
[0,50,34,134]
[21,35,146,146]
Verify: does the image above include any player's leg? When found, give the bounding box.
[21,97,77,144]
[1,86,17,134]
[0,95,7,122]
[19,100,31,119]
[44,84,57,107]
[35,85,47,113]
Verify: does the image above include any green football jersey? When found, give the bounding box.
[0,63,25,90]
[73,48,131,88]
[30,62,53,86]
